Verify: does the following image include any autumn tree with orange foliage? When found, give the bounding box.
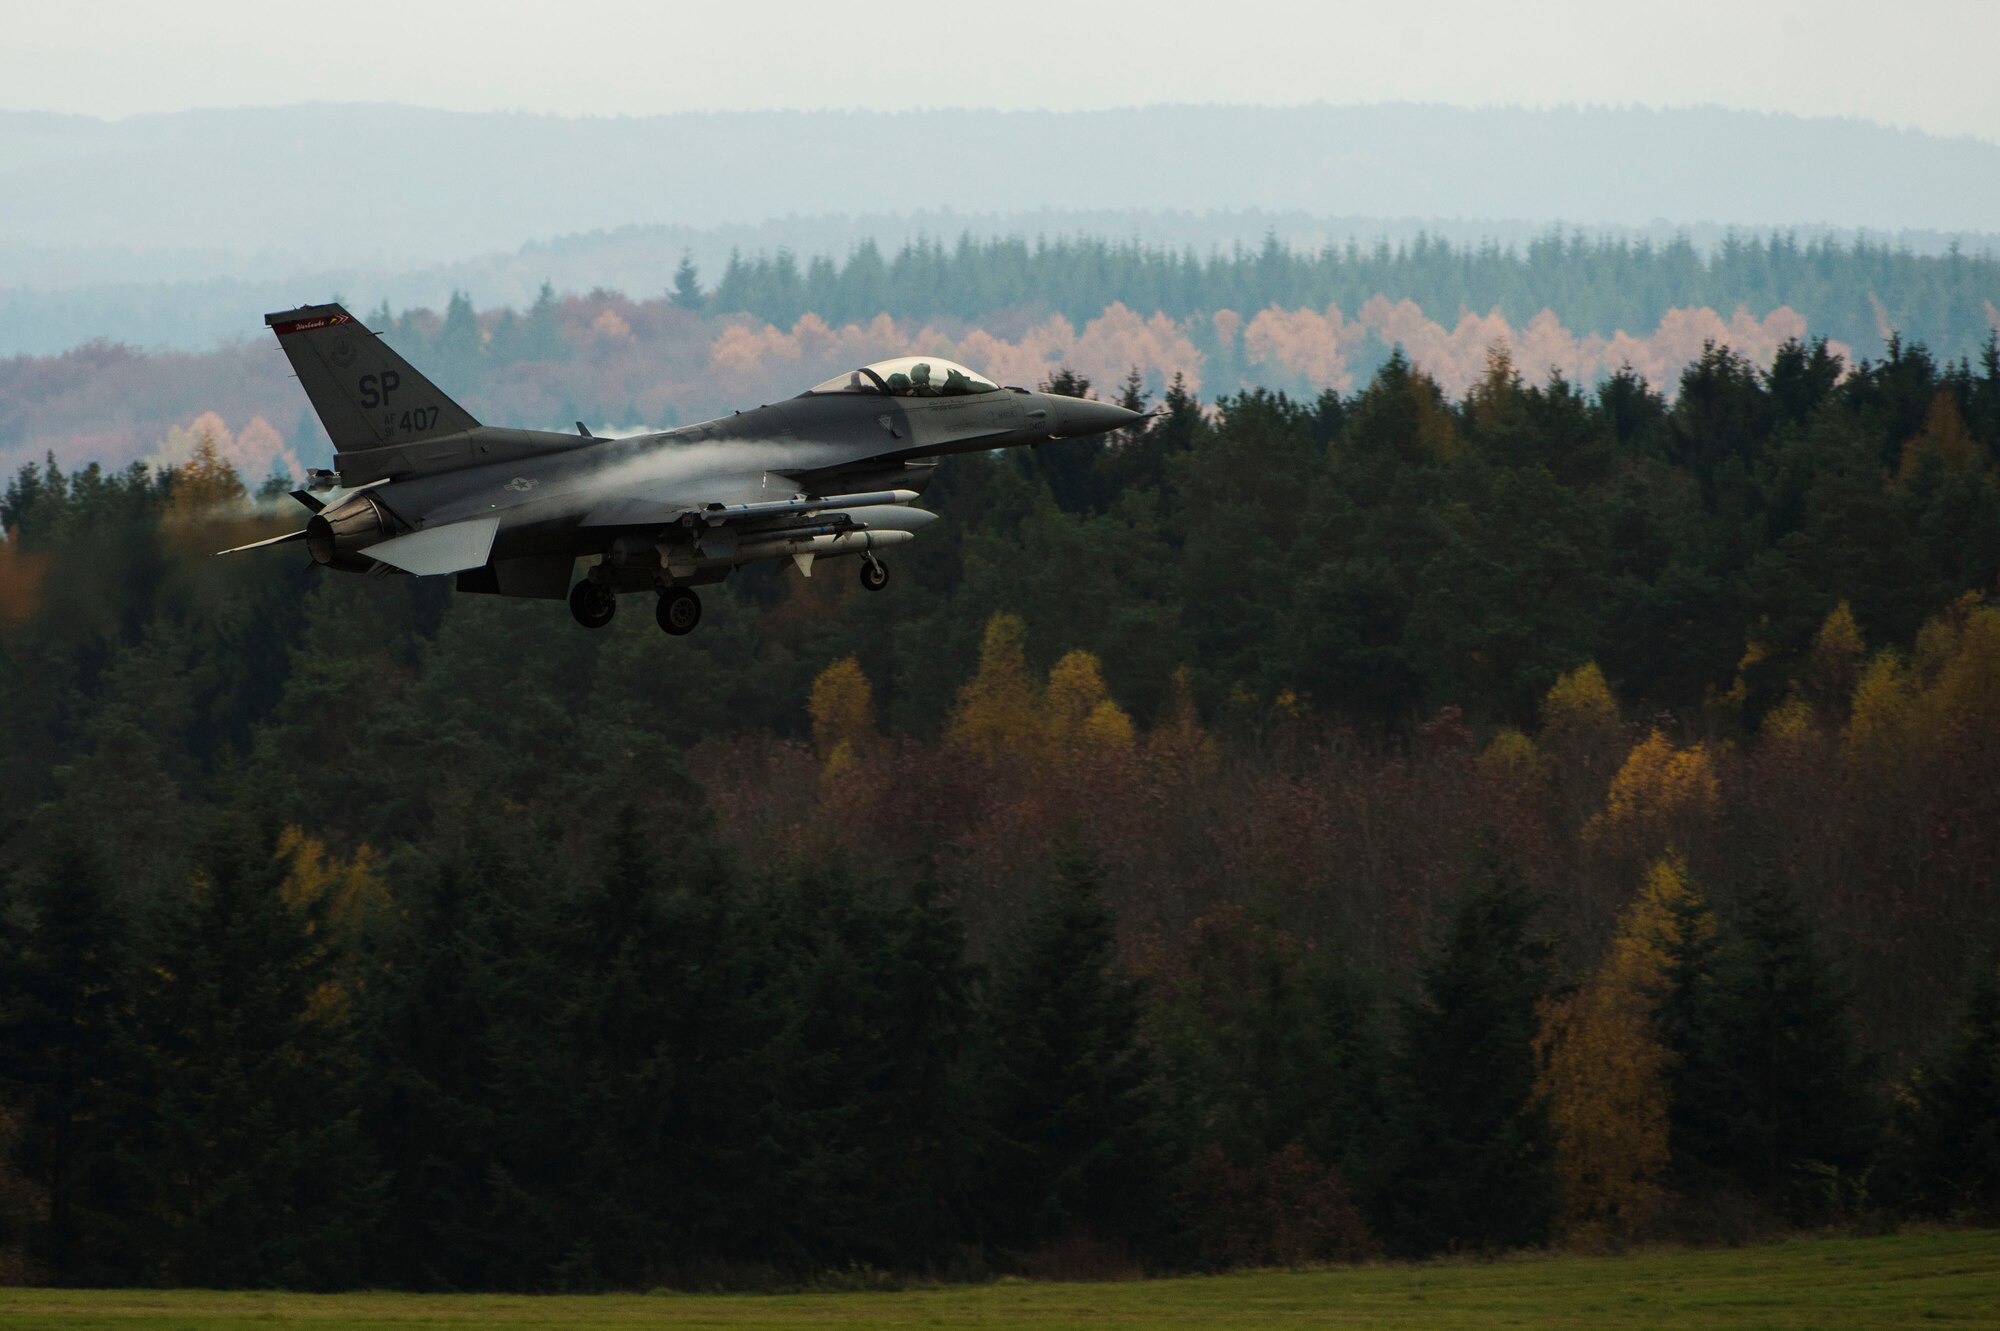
[1587,731,1720,841]
[1535,855,1714,1244]
[0,530,45,628]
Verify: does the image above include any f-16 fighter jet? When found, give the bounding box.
[227,303,1140,634]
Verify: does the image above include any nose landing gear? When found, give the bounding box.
[657,586,702,635]
[859,555,889,591]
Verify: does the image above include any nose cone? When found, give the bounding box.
[1052,396,1145,439]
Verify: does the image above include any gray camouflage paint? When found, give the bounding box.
[243,303,1139,629]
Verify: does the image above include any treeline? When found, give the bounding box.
[7,772,1990,1289]
[3,334,2000,1286]
[694,232,2000,363]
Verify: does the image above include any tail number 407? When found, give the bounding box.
[383,405,440,434]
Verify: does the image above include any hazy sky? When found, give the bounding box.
[8,0,1998,143]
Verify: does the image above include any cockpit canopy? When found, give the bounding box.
[807,356,1002,398]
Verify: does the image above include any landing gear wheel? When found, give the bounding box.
[656,586,702,635]
[569,579,616,628]
[859,557,889,591]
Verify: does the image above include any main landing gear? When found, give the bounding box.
[656,585,702,635]
[569,579,616,628]
[859,555,889,591]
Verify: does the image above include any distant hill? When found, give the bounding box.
[2,101,1998,355]
[7,102,1999,264]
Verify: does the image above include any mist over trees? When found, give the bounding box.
[3,331,1999,1286]
[7,224,1998,478]
[697,230,2000,365]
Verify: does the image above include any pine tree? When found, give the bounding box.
[1150,907,1385,1266]
[1652,861,1734,1200]
[481,803,756,1287]
[433,290,484,392]
[124,811,378,1287]
[1905,954,2000,1219]
[670,252,704,310]
[980,853,1161,1254]
[521,281,565,362]
[1704,876,1880,1217]
[1385,867,1558,1255]
[0,832,141,1282]
[863,872,978,1267]
[359,827,522,1289]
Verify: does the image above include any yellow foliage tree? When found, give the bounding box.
[1926,603,2000,730]
[1711,637,1768,718]
[1587,731,1720,838]
[809,655,875,776]
[1478,727,1547,784]
[1843,651,1915,764]
[1536,855,1712,1242]
[1409,366,1459,460]
[1079,699,1137,752]
[1807,601,1865,718]
[1044,649,1135,763]
[1843,598,2000,773]
[165,430,248,525]
[277,825,385,935]
[1468,343,1524,432]
[1896,390,1979,485]
[276,826,386,1027]
[1148,666,1220,776]
[946,613,1042,758]
[1543,661,1619,736]
[1045,649,1110,735]
[1759,695,1817,746]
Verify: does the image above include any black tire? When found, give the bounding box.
[859,559,889,591]
[569,579,616,628]
[656,586,702,635]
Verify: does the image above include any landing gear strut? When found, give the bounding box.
[569,579,616,628]
[656,585,702,635]
[859,555,889,591]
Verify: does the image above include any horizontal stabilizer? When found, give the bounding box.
[363,517,500,576]
[217,528,309,556]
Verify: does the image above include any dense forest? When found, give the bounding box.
[1,331,1999,1288]
[696,231,2000,364]
[6,228,1998,482]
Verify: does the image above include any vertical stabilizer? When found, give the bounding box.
[265,303,481,481]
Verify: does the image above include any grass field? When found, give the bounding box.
[0,1230,1994,1330]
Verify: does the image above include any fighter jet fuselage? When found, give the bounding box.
[231,304,1141,635]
